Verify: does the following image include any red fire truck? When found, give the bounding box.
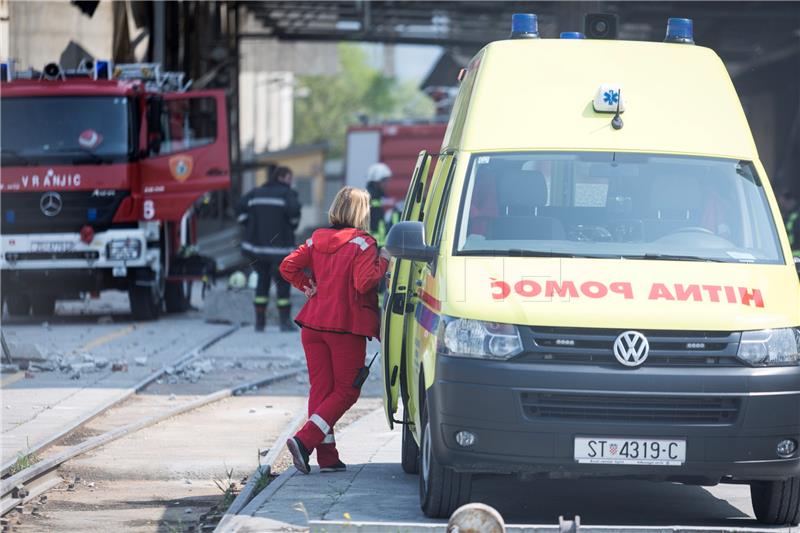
[345,122,447,200]
[0,60,230,320]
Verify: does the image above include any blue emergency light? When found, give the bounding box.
[5,210,15,224]
[87,208,98,222]
[0,62,8,82]
[511,13,539,39]
[560,32,585,39]
[94,59,111,80]
[665,18,694,44]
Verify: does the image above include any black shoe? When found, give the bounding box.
[286,437,310,474]
[254,306,266,332]
[320,460,347,473]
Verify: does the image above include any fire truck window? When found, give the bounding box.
[159,97,217,154]
[0,96,132,163]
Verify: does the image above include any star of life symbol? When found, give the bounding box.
[613,330,650,367]
[40,191,63,217]
[603,90,620,105]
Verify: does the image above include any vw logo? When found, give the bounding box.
[613,330,650,367]
[40,191,63,217]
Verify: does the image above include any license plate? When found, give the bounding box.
[574,437,686,466]
[32,241,75,253]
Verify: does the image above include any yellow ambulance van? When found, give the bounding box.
[382,14,800,523]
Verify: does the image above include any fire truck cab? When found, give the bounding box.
[0,61,230,319]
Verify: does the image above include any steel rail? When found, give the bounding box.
[0,364,306,516]
[0,324,239,477]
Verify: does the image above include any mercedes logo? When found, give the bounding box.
[40,191,63,217]
[613,330,650,367]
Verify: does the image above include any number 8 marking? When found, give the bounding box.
[143,200,155,220]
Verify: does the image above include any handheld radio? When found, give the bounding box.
[352,351,380,388]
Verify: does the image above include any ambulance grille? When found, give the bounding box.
[524,327,741,367]
[520,392,740,425]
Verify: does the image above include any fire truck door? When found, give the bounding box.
[139,90,230,223]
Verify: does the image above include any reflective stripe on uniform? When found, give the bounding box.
[254,296,269,304]
[276,298,291,307]
[349,236,369,251]
[310,413,330,434]
[242,241,293,255]
[322,433,335,444]
[248,197,286,207]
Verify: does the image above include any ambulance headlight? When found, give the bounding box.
[737,328,800,366]
[438,316,523,360]
[107,239,142,261]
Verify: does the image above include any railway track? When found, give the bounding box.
[0,324,307,523]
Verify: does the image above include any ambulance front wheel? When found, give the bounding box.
[401,407,420,474]
[419,398,472,518]
[750,478,800,525]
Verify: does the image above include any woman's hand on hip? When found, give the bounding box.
[303,279,317,298]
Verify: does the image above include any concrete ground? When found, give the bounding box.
[1,301,233,468]
[233,408,785,532]
[2,286,387,532]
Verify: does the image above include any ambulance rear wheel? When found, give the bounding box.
[750,478,800,525]
[419,399,472,518]
[401,407,420,474]
[5,294,31,316]
[129,284,161,321]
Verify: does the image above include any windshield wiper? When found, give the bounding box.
[50,148,114,164]
[628,253,725,263]
[1,148,30,165]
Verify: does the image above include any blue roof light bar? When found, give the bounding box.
[510,13,539,39]
[665,18,694,44]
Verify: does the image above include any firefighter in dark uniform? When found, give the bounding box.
[237,166,301,331]
[779,188,800,258]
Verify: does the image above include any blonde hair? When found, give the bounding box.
[328,186,370,231]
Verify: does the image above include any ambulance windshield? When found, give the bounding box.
[456,152,784,264]
[1,96,133,165]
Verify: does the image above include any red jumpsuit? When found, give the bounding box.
[280,226,389,466]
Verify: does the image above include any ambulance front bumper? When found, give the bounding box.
[428,355,800,483]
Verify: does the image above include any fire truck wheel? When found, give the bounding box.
[165,281,191,313]
[31,295,56,317]
[129,284,162,321]
[419,394,472,518]
[401,405,420,474]
[5,294,31,317]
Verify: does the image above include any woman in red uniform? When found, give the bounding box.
[280,186,390,473]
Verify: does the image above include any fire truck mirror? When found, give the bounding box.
[146,95,164,155]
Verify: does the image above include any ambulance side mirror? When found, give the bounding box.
[794,257,800,279]
[385,221,436,263]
